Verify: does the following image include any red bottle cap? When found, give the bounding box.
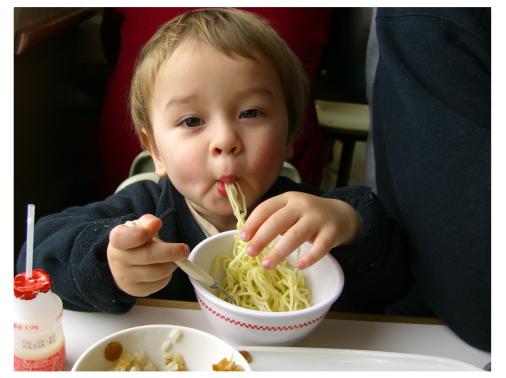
[14,269,52,300]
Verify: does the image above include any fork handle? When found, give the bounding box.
[173,258,217,288]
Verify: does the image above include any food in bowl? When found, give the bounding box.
[72,325,251,371]
[214,182,311,312]
[112,350,159,371]
[212,357,245,371]
[187,182,344,346]
[104,341,123,361]
[212,234,311,312]
[107,327,188,371]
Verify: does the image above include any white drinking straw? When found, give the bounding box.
[25,204,35,278]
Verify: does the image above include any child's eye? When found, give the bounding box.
[240,109,264,119]
[179,117,204,128]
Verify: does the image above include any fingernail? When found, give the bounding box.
[296,259,306,269]
[240,231,249,241]
[246,245,255,256]
[262,258,272,269]
[183,245,190,256]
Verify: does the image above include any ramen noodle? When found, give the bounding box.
[211,182,311,312]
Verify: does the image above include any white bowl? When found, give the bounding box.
[72,324,251,371]
[188,230,345,346]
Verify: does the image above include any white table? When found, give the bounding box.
[62,299,490,371]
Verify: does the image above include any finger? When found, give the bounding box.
[122,274,174,297]
[122,242,190,265]
[245,206,298,257]
[295,230,336,270]
[127,262,178,284]
[110,222,158,250]
[136,214,163,235]
[241,195,286,242]
[261,220,313,269]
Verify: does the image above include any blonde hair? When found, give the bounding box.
[129,8,308,149]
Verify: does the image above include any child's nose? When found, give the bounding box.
[210,123,242,156]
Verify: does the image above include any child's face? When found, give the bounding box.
[146,37,293,229]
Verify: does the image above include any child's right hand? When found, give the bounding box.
[107,214,189,297]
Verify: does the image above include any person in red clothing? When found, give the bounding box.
[97,7,333,196]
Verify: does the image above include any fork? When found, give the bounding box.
[124,220,236,304]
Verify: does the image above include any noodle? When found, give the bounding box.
[210,182,311,312]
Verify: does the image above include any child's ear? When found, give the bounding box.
[140,129,168,177]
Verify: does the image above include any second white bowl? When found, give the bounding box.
[72,324,251,371]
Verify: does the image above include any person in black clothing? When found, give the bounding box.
[369,8,491,351]
[16,8,410,317]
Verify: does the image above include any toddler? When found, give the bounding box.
[16,8,409,313]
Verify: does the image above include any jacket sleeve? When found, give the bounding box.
[323,186,411,313]
[267,178,411,313]
[16,181,162,313]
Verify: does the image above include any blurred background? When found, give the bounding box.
[13,7,373,265]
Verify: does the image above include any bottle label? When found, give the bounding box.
[14,308,63,332]
[14,343,66,371]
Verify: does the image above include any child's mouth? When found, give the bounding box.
[217,176,234,197]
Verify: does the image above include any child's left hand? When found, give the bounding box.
[240,191,360,269]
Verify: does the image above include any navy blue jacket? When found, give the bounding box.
[16,176,409,315]
[372,8,490,351]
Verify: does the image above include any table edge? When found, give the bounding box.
[135,298,442,325]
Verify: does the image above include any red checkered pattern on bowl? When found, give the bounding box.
[197,294,326,331]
